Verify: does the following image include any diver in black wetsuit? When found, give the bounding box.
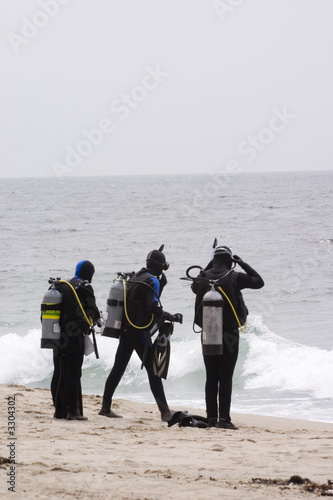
[51,260,100,420]
[99,249,181,422]
[191,246,264,429]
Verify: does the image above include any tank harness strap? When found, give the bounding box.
[41,302,62,320]
[217,286,247,333]
[59,280,93,327]
[41,303,62,311]
[107,298,124,307]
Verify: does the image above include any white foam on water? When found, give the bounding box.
[0,329,53,385]
[243,315,333,399]
[1,317,332,422]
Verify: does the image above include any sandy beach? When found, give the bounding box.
[1,383,332,499]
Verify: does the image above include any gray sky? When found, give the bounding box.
[1,0,332,178]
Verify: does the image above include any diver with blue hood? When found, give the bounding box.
[51,260,100,420]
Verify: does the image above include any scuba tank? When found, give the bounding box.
[202,286,223,355]
[40,280,62,349]
[102,273,127,338]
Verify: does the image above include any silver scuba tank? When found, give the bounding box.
[40,284,62,348]
[202,286,223,355]
[102,277,125,338]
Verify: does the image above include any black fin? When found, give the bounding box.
[151,324,173,379]
[178,416,208,428]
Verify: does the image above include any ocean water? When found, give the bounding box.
[1,171,332,423]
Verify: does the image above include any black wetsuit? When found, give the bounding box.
[192,261,264,422]
[102,268,170,415]
[51,277,100,417]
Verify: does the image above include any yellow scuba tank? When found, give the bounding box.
[40,280,62,349]
[202,286,223,355]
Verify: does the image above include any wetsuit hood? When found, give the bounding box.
[74,260,95,282]
[146,249,168,276]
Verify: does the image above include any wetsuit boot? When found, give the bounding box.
[208,418,217,427]
[98,406,123,418]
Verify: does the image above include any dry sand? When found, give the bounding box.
[1,383,332,499]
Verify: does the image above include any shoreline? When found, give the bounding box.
[1,383,333,499]
[19,381,333,425]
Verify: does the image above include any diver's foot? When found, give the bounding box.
[208,418,217,428]
[67,412,88,421]
[98,408,123,418]
[161,409,176,422]
[216,418,238,430]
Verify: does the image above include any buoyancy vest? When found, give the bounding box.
[124,269,160,330]
[58,278,98,336]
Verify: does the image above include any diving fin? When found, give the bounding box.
[141,321,162,370]
[167,411,208,428]
[151,322,173,379]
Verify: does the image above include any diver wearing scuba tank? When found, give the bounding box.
[191,245,264,429]
[51,260,100,420]
[99,248,182,422]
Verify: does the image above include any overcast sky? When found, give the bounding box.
[1,0,332,178]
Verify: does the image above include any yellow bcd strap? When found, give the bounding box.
[59,280,93,327]
[217,286,247,333]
